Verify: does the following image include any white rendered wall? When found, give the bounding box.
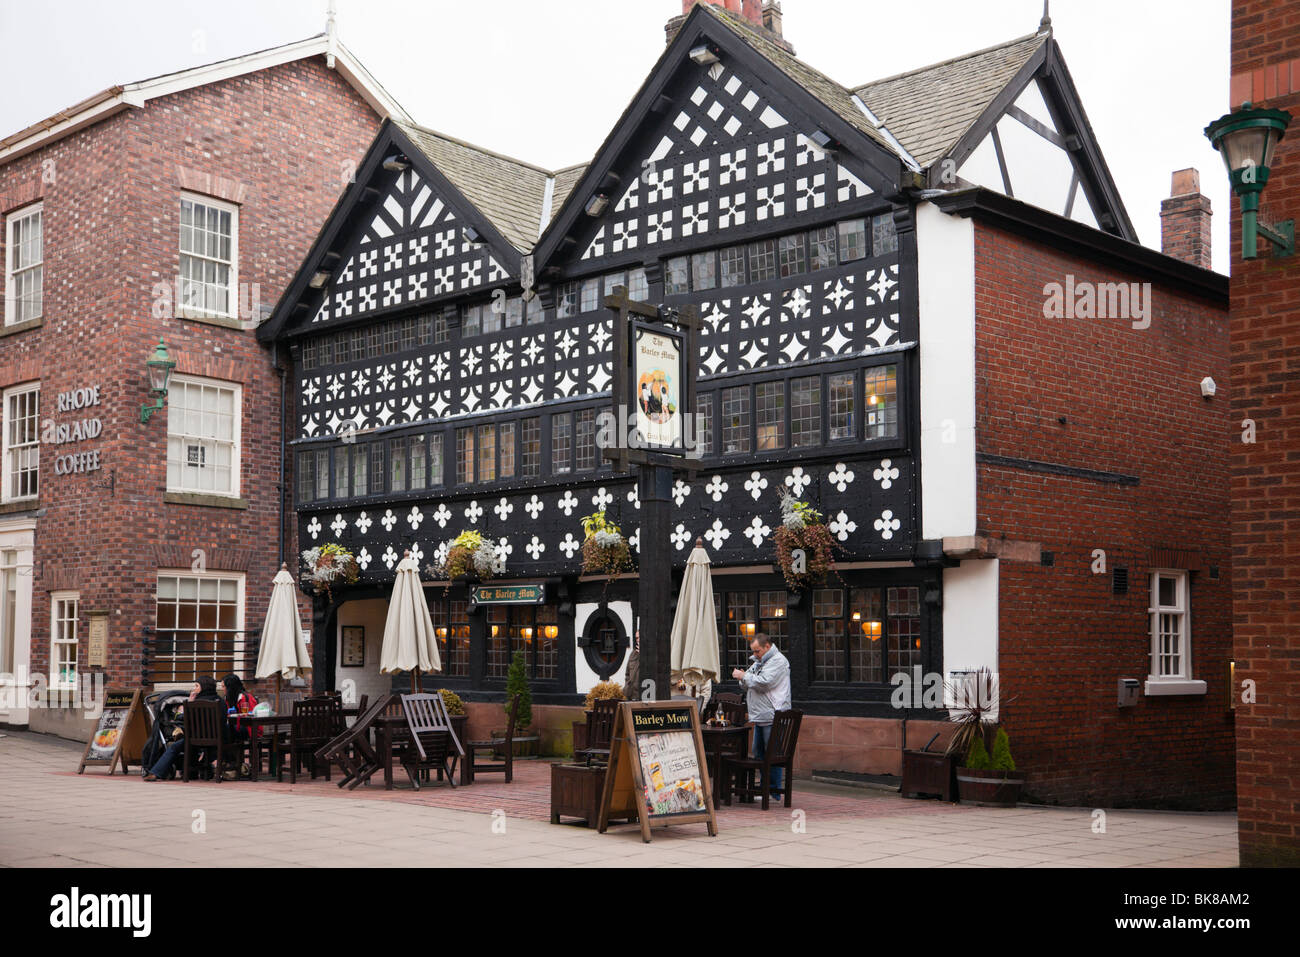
[573,600,633,696]
[942,559,1000,685]
[916,201,977,542]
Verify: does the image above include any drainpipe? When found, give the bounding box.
[276,360,287,567]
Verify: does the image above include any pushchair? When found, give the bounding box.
[140,688,191,778]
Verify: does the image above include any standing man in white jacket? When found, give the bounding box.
[732,633,792,794]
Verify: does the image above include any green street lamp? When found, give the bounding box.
[139,338,176,424]
[1205,102,1294,260]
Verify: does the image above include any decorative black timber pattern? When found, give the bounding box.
[308,168,510,328]
[297,251,898,439]
[579,61,873,262]
[299,455,914,584]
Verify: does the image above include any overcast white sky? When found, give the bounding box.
[1,0,1232,271]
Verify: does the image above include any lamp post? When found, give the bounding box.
[1205,102,1294,259]
[139,338,176,424]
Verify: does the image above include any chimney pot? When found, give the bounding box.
[1160,167,1213,270]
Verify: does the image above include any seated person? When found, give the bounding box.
[143,676,221,781]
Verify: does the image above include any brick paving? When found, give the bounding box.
[0,732,1239,867]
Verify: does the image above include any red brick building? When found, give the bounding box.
[0,35,398,736]
[1226,0,1300,865]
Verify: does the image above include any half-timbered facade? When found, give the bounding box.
[262,2,1231,805]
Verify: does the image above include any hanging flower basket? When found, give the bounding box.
[429,530,507,583]
[301,543,359,601]
[772,490,835,590]
[580,510,633,577]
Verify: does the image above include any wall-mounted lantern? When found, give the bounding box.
[139,338,176,424]
[1204,102,1294,259]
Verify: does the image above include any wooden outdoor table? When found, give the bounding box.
[227,713,296,782]
[701,723,751,806]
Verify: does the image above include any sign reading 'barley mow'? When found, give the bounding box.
[597,700,717,842]
[43,384,105,475]
[469,583,546,607]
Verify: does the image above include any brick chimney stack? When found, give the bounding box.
[666,0,795,54]
[1160,168,1213,270]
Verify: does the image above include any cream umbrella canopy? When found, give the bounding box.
[255,563,313,711]
[670,539,721,699]
[380,551,441,691]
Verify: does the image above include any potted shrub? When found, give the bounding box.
[955,728,1026,807]
[574,680,625,754]
[495,650,539,758]
[580,511,633,577]
[946,668,1026,807]
[428,530,506,583]
[773,490,836,590]
[301,543,359,601]
[583,680,625,710]
[437,688,469,746]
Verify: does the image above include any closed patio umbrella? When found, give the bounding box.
[256,563,313,711]
[670,539,721,700]
[380,551,441,691]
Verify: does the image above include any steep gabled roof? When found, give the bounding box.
[702,5,905,161]
[0,34,411,164]
[397,123,556,251]
[853,31,1049,169]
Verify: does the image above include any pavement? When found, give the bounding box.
[0,731,1239,868]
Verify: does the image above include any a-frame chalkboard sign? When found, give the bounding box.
[77,688,147,775]
[597,700,718,842]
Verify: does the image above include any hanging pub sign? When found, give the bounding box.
[597,700,718,842]
[470,582,546,608]
[77,688,147,775]
[630,320,687,453]
[603,287,700,472]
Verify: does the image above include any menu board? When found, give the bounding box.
[631,707,707,817]
[597,701,717,842]
[78,689,146,775]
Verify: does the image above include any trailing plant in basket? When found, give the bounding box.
[773,490,836,590]
[580,510,633,577]
[428,529,506,582]
[504,650,533,733]
[301,543,359,601]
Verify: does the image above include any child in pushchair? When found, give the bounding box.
[141,677,222,780]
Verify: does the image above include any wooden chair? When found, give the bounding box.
[315,694,389,790]
[574,698,619,766]
[465,694,520,784]
[182,700,232,782]
[703,692,746,726]
[278,697,340,783]
[398,693,463,790]
[721,709,803,811]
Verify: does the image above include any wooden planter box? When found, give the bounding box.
[901,749,957,801]
[550,762,608,828]
[493,734,539,758]
[955,767,1027,808]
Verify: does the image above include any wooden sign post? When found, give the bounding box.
[597,700,718,842]
[77,688,147,775]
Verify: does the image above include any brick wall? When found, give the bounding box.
[0,56,381,727]
[972,223,1235,809]
[1230,0,1300,866]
